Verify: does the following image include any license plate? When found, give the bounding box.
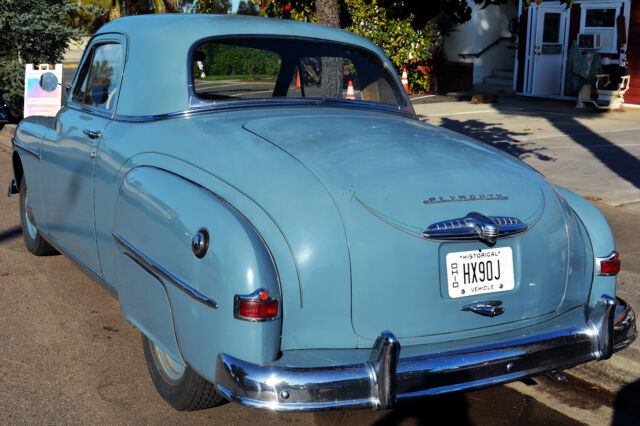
[446,247,514,299]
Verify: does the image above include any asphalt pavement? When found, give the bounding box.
[1,94,640,423]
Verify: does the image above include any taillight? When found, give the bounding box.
[234,289,279,321]
[597,251,620,276]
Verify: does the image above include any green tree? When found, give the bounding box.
[198,0,232,13]
[237,0,260,15]
[79,0,181,20]
[0,0,102,116]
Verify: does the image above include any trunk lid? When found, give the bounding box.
[244,113,570,340]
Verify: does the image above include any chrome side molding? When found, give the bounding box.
[112,232,219,309]
[12,138,41,160]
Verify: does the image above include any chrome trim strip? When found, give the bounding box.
[39,231,118,298]
[112,231,219,309]
[214,296,636,411]
[595,250,619,276]
[87,101,416,123]
[12,138,40,160]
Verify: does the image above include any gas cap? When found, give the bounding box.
[191,229,209,259]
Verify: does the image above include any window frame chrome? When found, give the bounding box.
[66,32,129,120]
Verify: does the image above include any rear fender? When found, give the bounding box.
[113,166,281,381]
[556,186,616,307]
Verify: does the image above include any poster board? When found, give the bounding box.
[23,63,63,118]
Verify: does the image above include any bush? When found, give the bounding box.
[257,0,440,93]
[0,0,102,117]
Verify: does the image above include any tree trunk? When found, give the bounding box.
[315,1,342,98]
[316,0,340,28]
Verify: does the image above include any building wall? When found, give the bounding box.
[443,1,518,85]
[626,0,640,105]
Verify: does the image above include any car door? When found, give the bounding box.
[40,35,125,276]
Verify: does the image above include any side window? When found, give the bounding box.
[72,43,124,111]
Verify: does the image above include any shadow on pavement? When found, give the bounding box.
[612,379,640,425]
[439,117,555,161]
[0,226,21,243]
[372,394,471,425]
[543,113,640,191]
[493,99,640,191]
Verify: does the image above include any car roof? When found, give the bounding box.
[94,14,391,117]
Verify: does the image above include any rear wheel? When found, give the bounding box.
[141,334,225,410]
[19,175,57,256]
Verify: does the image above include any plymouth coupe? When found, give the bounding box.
[9,14,636,411]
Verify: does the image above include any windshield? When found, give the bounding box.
[191,37,406,107]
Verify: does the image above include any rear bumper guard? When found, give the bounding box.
[214,295,636,411]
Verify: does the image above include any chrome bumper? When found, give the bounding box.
[215,295,636,411]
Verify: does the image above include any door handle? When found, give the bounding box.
[83,129,101,139]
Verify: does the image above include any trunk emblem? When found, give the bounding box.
[423,212,527,245]
[460,301,505,317]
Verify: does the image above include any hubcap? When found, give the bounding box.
[151,341,186,382]
[24,188,37,239]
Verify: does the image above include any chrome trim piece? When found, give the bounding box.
[460,300,505,317]
[367,331,400,409]
[423,212,527,244]
[11,138,40,160]
[233,288,279,322]
[595,250,620,276]
[83,129,101,139]
[590,294,616,360]
[112,232,219,309]
[191,228,209,259]
[7,178,18,197]
[39,231,118,299]
[214,295,636,411]
[80,100,415,124]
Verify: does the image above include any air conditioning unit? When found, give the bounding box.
[578,33,602,50]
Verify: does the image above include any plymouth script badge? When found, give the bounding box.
[423,194,508,205]
[446,247,514,298]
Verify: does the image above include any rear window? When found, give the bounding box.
[191,37,405,107]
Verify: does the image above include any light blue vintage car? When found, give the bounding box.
[9,14,636,411]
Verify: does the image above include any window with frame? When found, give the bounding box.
[72,43,124,111]
[191,37,405,107]
[585,9,616,28]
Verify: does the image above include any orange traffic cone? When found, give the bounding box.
[346,80,356,99]
[295,70,301,89]
[401,68,410,94]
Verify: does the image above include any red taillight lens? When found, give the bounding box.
[600,252,620,275]
[238,299,278,319]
